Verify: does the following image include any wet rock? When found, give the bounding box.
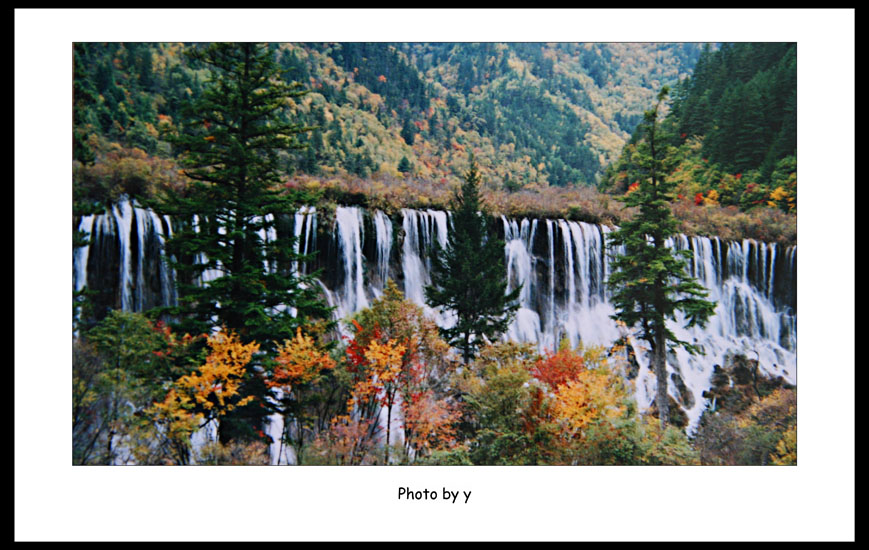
[648,394,688,429]
[670,371,695,410]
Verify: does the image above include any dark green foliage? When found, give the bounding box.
[415,447,473,465]
[73,311,189,464]
[425,157,521,363]
[330,42,430,116]
[160,42,331,348]
[73,45,99,166]
[678,43,797,174]
[397,155,413,174]
[478,80,599,186]
[606,88,717,427]
[400,118,417,146]
[604,43,797,212]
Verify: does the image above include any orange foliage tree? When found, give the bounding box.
[344,335,407,463]
[266,327,336,464]
[402,390,462,457]
[173,328,259,435]
[348,281,460,462]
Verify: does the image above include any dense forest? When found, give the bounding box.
[73,42,705,189]
[602,43,797,214]
[71,42,798,467]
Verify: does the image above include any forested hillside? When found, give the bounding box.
[602,43,797,213]
[73,42,702,192]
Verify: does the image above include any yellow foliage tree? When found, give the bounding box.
[552,366,628,440]
[362,338,406,463]
[175,328,258,425]
[139,387,202,465]
[767,185,795,213]
[771,425,797,465]
[703,188,720,207]
[270,327,336,391]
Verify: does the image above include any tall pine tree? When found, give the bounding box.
[160,43,331,442]
[425,156,521,363]
[606,88,717,428]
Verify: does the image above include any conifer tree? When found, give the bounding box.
[425,156,521,363]
[397,155,413,174]
[161,42,329,345]
[160,43,331,442]
[606,87,716,428]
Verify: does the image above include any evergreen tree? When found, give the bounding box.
[400,118,417,146]
[160,43,332,441]
[397,155,413,175]
[606,88,717,428]
[425,156,521,363]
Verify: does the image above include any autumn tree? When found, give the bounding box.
[267,327,336,464]
[352,280,455,401]
[139,328,259,464]
[551,354,630,453]
[425,156,521,363]
[531,340,593,390]
[349,280,459,462]
[606,87,716,428]
[174,328,259,427]
[402,390,462,460]
[363,338,406,463]
[454,341,561,465]
[527,343,641,465]
[139,386,202,465]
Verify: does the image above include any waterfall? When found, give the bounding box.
[75,201,797,437]
[73,196,177,317]
[316,209,794,432]
[373,210,393,293]
[400,209,454,328]
[503,216,543,346]
[334,206,368,321]
[74,214,95,294]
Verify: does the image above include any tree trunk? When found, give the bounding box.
[385,402,392,464]
[463,333,471,364]
[654,330,669,429]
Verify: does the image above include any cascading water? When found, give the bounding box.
[75,199,797,443]
[503,216,543,346]
[400,208,454,328]
[74,197,177,318]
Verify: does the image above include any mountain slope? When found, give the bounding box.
[73,42,705,194]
